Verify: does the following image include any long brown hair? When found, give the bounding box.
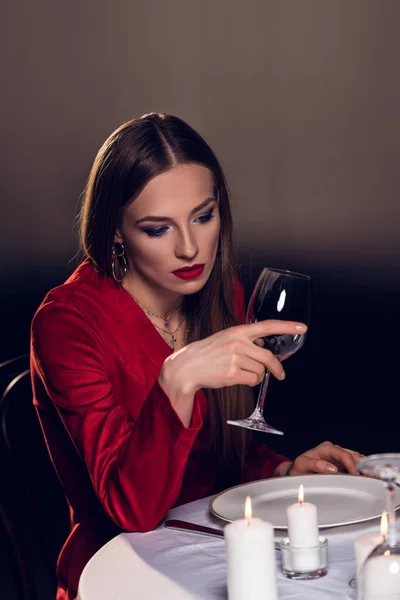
[80,113,253,483]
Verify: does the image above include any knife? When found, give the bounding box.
[164,519,281,550]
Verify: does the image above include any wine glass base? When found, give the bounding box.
[227,418,284,435]
[347,577,356,599]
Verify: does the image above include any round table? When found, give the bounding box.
[78,494,378,599]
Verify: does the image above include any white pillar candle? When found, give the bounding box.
[354,532,383,586]
[286,484,320,571]
[354,512,387,586]
[363,554,400,598]
[224,496,277,600]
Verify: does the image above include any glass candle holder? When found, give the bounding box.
[280,537,328,580]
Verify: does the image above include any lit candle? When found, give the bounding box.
[354,511,387,586]
[363,551,400,598]
[224,496,278,600]
[286,484,320,571]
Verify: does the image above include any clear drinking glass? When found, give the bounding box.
[227,267,311,435]
[356,454,400,599]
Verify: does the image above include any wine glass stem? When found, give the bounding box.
[386,482,398,547]
[254,370,271,416]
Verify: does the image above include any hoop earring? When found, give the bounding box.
[111,242,127,283]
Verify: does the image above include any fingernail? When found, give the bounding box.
[295,324,307,332]
[280,371,286,380]
[326,465,337,473]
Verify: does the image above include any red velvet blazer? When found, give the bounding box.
[30,260,287,600]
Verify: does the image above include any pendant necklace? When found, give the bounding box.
[124,288,181,328]
[153,317,187,351]
[124,287,186,350]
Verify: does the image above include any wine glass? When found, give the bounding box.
[227,267,311,435]
[356,454,400,599]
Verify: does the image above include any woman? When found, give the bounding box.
[31,113,362,600]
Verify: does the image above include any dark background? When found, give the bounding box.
[1,1,400,461]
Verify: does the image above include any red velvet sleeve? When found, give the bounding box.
[31,301,202,532]
[242,440,289,482]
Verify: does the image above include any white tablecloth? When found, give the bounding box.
[79,494,381,599]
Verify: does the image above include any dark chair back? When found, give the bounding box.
[0,355,29,392]
[0,360,70,600]
[2,370,71,562]
[0,356,121,599]
[0,355,35,599]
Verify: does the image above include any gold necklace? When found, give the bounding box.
[125,288,181,328]
[153,317,186,351]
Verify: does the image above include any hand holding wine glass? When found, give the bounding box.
[159,314,307,428]
[227,267,311,435]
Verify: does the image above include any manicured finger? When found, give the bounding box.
[237,356,266,384]
[235,370,261,387]
[245,319,307,342]
[245,342,286,380]
[313,459,339,474]
[320,445,359,475]
[295,456,338,475]
[341,447,365,463]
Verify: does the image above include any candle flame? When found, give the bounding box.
[244,496,252,521]
[381,510,388,539]
[298,484,304,505]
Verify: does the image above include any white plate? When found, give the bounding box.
[210,474,400,529]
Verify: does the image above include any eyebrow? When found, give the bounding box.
[135,197,217,225]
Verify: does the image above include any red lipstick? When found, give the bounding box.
[172,264,205,280]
